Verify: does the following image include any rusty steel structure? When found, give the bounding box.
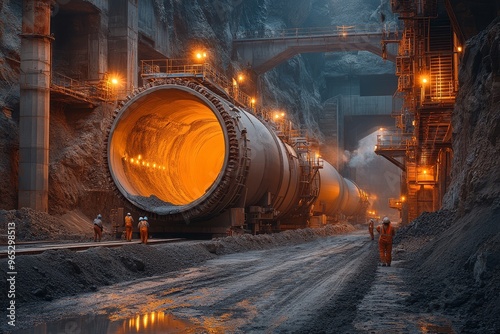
[106,72,368,235]
[376,0,458,223]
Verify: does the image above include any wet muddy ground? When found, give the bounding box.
[7,230,459,333]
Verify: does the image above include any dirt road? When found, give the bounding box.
[9,230,457,333]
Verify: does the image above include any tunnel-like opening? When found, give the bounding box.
[108,87,227,213]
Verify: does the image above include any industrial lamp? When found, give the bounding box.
[194,50,207,62]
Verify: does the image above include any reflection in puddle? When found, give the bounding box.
[420,322,455,333]
[12,311,199,334]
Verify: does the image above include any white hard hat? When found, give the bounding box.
[383,217,390,224]
[97,214,102,218]
[139,217,143,220]
[127,212,131,216]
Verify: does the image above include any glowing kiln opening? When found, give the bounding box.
[108,88,225,208]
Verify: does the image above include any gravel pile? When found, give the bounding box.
[392,209,455,261]
[393,206,500,333]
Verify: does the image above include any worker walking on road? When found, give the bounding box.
[368,219,375,240]
[124,212,134,241]
[138,216,150,244]
[376,216,395,266]
[93,214,103,242]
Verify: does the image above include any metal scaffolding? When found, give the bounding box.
[377,0,458,223]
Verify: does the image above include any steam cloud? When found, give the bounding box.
[345,129,401,222]
[346,131,378,168]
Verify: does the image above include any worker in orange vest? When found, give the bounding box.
[124,212,134,241]
[138,216,150,244]
[368,219,375,240]
[376,216,396,266]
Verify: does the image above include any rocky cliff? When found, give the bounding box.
[443,18,500,214]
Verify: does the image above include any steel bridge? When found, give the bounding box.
[233,25,399,74]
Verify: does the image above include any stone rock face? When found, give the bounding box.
[0,1,21,210]
[47,104,116,214]
[0,113,18,209]
[443,18,500,213]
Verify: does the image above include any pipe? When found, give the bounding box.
[107,79,364,227]
[314,162,363,217]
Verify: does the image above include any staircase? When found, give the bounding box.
[428,23,455,102]
[429,55,454,101]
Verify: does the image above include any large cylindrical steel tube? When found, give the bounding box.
[314,161,362,217]
[314,161,345,216]
[107,79,301,222]
[107,79,365,227]
[342,179,363,216]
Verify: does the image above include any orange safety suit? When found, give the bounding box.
[138,221,149,244]
[124,215,134,241]
[368,221,374,240]
[376,223,395,266]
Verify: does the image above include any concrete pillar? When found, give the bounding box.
[108,0,138,94]
[88,12,108,81]
[18,0,53,212]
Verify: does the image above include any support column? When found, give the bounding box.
[18,0,53,212]
[108,0,138,94]
[88,12,108,81]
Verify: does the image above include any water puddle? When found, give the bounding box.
[12,311,199,334]
[419,322,456,333]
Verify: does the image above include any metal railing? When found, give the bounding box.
[376,133,414,150]
[235,24,401,40]
[51,72,112,102]
[141,59,254,109]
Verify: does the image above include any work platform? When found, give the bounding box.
[140,59,255,110]
[50,72,112,108]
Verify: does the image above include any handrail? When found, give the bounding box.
[235,24,401,40]
[140,59,254,110]
[376,133,414,150]
[51,72,112,102]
